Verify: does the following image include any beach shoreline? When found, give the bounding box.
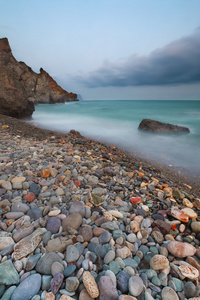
[0,113,199,197]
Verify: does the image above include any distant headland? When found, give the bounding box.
[0,38,78,118]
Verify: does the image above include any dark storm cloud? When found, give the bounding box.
[78,28,200,87]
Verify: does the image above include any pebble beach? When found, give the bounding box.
[1,114,200,300]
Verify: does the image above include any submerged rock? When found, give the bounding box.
[138,119,190,134]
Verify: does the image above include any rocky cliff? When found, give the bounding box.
[0,38,78,118]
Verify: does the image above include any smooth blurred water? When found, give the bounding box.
[30,100,200,173]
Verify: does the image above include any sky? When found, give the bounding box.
[0,0,200,100]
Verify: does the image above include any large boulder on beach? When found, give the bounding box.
[0,37,78,118]
[138,119,190,134]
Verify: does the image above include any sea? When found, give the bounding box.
[29,100,200,174]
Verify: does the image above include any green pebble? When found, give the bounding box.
[151,275,161,286]
[1,286,16,300]
[171,277,184,292]
[149,246,158,254]
[146,269,157,279]
[109,261,120,275]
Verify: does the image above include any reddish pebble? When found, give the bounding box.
[130,197,142,204]
[41,169,51,178]
[23,192,36,202]
[167,241,196,258]
[74,180,81,187]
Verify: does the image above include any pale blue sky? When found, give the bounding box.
[1,0,200,99]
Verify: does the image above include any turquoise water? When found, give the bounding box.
[30,100,200,173]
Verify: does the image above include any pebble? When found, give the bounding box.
[128,275,144,297]
[66,245,80,262]
[149,254,169,270]
[10,274,41,300]
[1,123,200,299]
[167,241,196,258]
[99,275,118,300]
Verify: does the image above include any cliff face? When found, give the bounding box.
[0,38,78,118]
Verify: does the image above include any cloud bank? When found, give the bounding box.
[78,28,200,87]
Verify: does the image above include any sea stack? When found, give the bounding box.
[0,37,78,118]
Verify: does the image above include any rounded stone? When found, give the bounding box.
[98,230,112,244]
[62,213,82,232]
[36,252,63,275]
[11,274,41,300]
[50,272,64,294]
[149,255,169,270]
[191,221,200,233]
[66,245,80,262]
[78,225,93,242]
[69,201,85,217]
[161,287,179,300]
[184,281,196,298]
[128,276,144,297]
[46,217,61,234]
[51,262,64,276]
[167,241,196,258]
[117,270,130,294]
[104,250,115,265]
[65,276,79,292]
[64,265,76,277]
[98,275,118,300]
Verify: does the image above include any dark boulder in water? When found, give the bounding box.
[138,119,190,134]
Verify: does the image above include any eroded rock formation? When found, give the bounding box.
[0,38,78,118]
[138,119,190,134]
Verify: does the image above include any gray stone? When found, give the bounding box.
[101,222,119,231]
[11,202,29,213]
[5,212,24,219]
[62,213,82,233]
[27,207,42,220]
[87,242,107,258]
[104,250,115,264]
[78,225,93,242]
[117,270,130,294]
[64,265,76,277]
[65,276,79,292]
[11,274,41,300]
[13,224,35,242]
[129,275,144,297]
[29,183,41,197]
[51,262,64,277]
[42,275,52,291]
[25,253,42,271]
[46,216,61,234]
[184,281,196,298]
[69,201,85,217]
[98,275,118,300]
[0,260,19,285]
[36,252,63,275]
[66,245,80,263]
[161,287,179,300]
[99,230,111,244]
